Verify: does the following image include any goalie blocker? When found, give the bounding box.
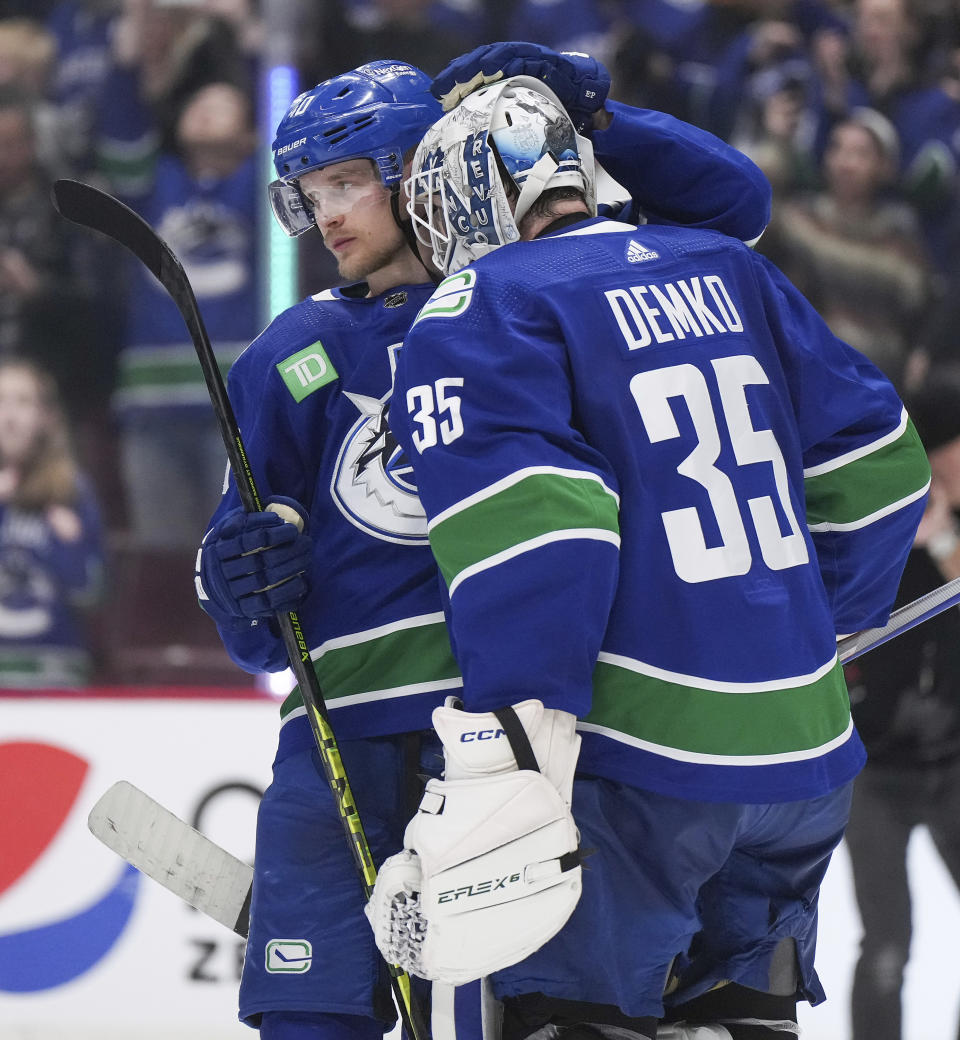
[366,699,583,984]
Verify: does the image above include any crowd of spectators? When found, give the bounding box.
[0,2,957,1036]
[0,0,268,681]
[0,0,955,648]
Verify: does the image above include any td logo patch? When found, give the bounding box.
[266,938,313,973]
[278,343,338,401]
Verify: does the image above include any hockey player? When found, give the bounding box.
[371,77,933,1039]
[193,46,776,1040]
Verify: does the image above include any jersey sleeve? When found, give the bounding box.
[198,317,318,674]
[391,272,621,717]
[592,100,771,244]
[750,251,931,632]
[94,61,160,201]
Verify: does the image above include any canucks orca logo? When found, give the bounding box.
[332,390,428,545]
[155,200,250,297]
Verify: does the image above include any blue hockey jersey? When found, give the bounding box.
[593,100,770,243]
[114,153,260,419]
[207,106,772,744]
[0,478,103,687]
[208,283,461,739]
[391,218,931,803]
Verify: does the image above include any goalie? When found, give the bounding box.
[194,40,777,1040]
[373,74,932,1039]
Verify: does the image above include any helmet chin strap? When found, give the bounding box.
[513,152,561,227]
[390,189,442,285]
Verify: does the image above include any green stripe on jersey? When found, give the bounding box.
[96,132,160,197]
[115,344,246,410]
[429,471,620,590]
[280,615,460,719]
[588,656,851,759]
[805,418,929,527]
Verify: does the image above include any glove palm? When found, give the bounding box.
[366,699,582,984]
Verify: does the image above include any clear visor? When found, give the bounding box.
[268,180,314,237]
[269,175,391,238]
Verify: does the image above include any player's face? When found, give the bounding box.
[299,160,406,282]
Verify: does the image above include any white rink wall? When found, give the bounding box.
[799,830,960,1040]
[1,693,958,1040]
[0,695,270,1040]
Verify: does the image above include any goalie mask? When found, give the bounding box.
[269,60,442,237]
[406,76,597,276]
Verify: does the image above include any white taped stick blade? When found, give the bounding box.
[88,780,253,935]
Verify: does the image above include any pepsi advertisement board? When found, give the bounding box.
[3,691,959,1039]
[0,691,275,1039]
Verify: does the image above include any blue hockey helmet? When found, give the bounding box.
[269,60,442,237]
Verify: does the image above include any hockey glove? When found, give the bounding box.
[365,698,582,984]
[195,497,312,624]
[431,41,611,133]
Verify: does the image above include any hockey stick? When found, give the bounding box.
[52,179,427,1040]
[836,574,960,663]
[87,573,960,941]
[88,781,253,936]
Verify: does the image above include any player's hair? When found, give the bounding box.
[522,185,589,225]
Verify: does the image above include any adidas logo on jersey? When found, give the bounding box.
[626,240,659,263]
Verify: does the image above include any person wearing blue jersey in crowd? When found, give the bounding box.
[193,42,775,1040]
[0,358,103,687]
[92,0,260,547]
[102,75,260,549]
[370,74,932,1040]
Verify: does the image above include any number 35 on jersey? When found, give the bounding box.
[404,354,807,587]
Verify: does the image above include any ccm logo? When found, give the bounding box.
[459,728,505,743]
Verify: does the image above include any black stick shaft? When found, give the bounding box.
[52,179,427,1040]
